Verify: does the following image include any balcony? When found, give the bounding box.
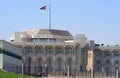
[13,41,76,47]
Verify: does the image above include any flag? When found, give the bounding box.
[40,6,47,10]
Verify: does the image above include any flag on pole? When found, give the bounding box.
[40,4,51,29]
[40,6,47,10]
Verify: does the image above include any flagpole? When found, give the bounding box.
[40,4,51,29]
[49,4,51,29]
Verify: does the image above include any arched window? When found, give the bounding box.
[106,67,110,73]
[57,58,62,71]
[47,58,52,71]
[37,58,42,73]
[27,57,32,75]
[67,58,72,68]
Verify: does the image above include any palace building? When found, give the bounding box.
[8,28,120,76]
[10,29,93,75]
[94,45,120,73]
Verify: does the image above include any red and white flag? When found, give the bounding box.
[40,5,47,10]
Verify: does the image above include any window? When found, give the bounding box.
[66,48,73,55]
[56,48,62,55]
[37,58,42,72]
[106,67,110,72]
[37,58,42,67]
[57,58,62,71]
[96,60,101,65]
[27,58,32,74]
[115,67,119,70]
[46,48,53,54]
[104,51,110,57]
[67,58,72,68]
[95,66,101,71]
[47,58,52,71]
[95,52,102,58]
[36,48,43,54]
[32,38,48,42]
[48,38,56,42]
[32,38,37,42]
[114,60,119,65]
[105,60,111,65]
[25,48,33,54]
[113,51,119,56]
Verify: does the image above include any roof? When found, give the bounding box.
[24,29,72,36]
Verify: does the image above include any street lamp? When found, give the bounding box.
[67,65,70,78]
[116,68,118,78]
[45,64,47,76]
[22,63,24,75]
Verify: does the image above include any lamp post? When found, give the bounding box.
[116,68,118,78]
[67,65,70,78]
[22,63,24,75]
[91,67,94,78]
[45,64,47,76]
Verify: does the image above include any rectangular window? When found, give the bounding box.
[25,48,33,54]
[47,48,53,54]
[66,48,73,55]
[36,48,43,54]
[56,48,62,55]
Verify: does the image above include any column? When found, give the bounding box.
[53,45,56,75]
[72,46,76,76]
[63,45,66,74]
[33,43,36,74]
[22,43,25,75]
[43,45,46,74]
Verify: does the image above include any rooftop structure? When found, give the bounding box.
[11,29,73,43]
[10,29,90,75]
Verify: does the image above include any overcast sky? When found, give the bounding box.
[0,0,120,45]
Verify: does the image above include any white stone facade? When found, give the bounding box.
[10,28,120,75]
[11,29,89,75]
[94,45,120,73]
